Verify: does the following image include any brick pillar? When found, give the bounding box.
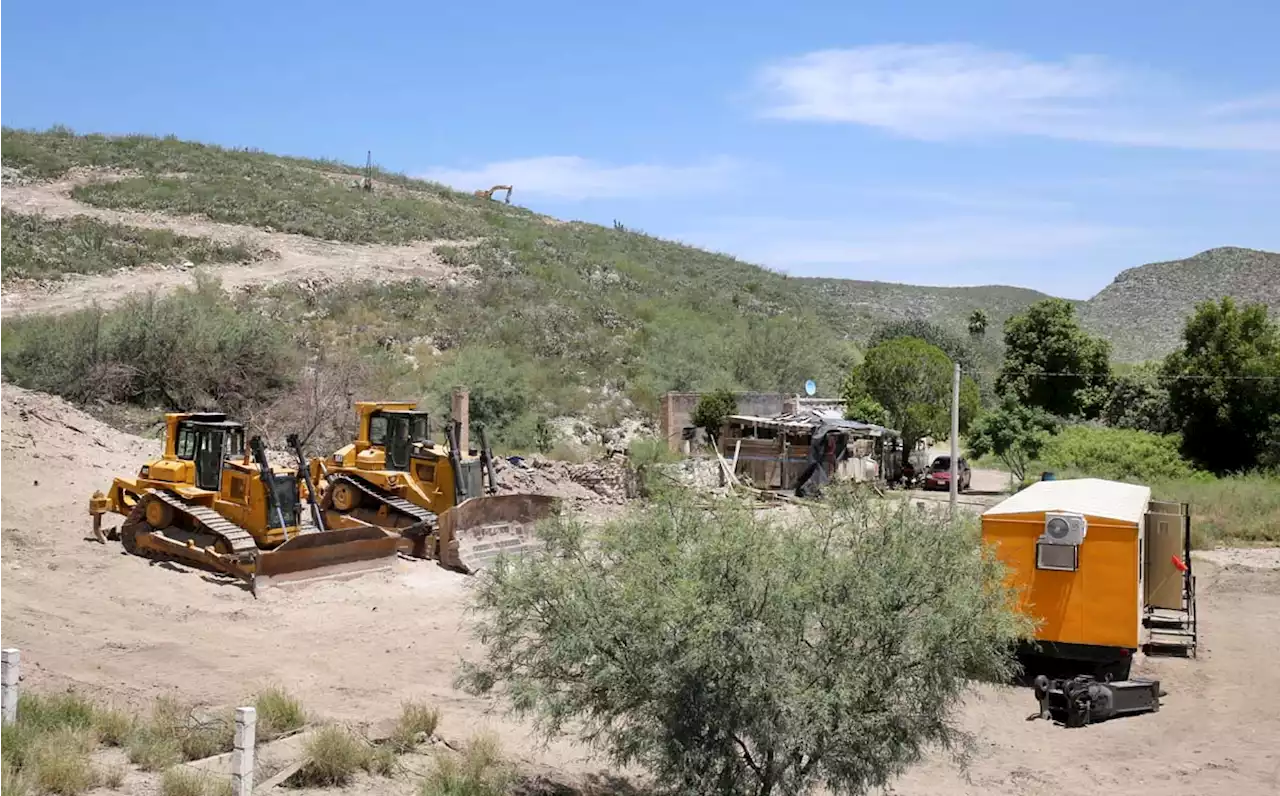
[660,393,677,453]
[451,386,470,453]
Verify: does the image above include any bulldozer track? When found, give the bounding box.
[141,490,259,557]
[331,474,437,531]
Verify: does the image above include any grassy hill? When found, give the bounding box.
[2,127,1276,447]
[1078,247,1280,362]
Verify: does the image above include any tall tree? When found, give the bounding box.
[868,319,977,373]
[1100,362,1174,434]
[966,396,1061,483]
[967,309,989,340]
[843,338,969,468]
[997,298,1112,418]
[1162,298,1280,473]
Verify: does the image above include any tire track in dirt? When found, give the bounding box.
[1,169,483,318]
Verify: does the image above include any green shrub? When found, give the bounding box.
[1040,425,1198,483]
[1,274,295,413]
[254,687,306,741]
[691,388,737,439]
[459,486,1030,796]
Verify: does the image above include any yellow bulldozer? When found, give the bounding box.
[308,399,556,573]
[89,412,401,594]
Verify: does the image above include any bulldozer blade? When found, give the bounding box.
[253,526,401,593]
[436,493,558,574]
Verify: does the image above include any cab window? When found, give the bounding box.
[410,415,429,443]
[369,416,389,445]
[175,427,198,460]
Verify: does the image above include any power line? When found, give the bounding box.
[965,369,1280,382]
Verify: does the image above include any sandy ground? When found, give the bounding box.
[3,386,1279,795]
[0,170,481,318]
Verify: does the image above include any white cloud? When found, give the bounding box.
[420,155,740,201]
[754,44,1280,151]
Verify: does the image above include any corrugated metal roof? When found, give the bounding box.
[982,478,1152,525]
[724,410,896,437]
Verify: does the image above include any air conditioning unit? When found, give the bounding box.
[1041,512,1088,546]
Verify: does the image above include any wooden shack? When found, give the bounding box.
[717,409,897,492]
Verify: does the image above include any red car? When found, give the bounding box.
[924,456,971,491]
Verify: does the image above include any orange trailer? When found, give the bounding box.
[981,478,1196,680]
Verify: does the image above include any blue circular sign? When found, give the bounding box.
[804,379,817,396]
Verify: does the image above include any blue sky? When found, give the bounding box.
[4,0,1279,299]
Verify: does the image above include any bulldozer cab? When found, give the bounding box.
[172,414,245,492]
[368,409,431,471]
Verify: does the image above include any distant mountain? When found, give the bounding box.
[1079,247,1280,362]
[800,278,1061,342]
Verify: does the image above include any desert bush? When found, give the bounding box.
[459,486,1030,796]
[293,725,372,787]
[389,702,440,752]
[1,274,295,414]
[423,346,539,449]
[420,734,513,796]
[254,687,307,741]
[1040,425,1199,483]
[0,209,260,282]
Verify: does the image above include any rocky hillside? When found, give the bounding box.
[1078,247,1280,362]
[1,126,1275,443]
[803,278,1059,343]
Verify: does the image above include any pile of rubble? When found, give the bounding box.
[492,454,629,507]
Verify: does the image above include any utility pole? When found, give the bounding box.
[950,363,960,518]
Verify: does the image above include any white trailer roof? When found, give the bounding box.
[982,478,1152,525]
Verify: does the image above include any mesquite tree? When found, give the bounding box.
[458,487,1030,796]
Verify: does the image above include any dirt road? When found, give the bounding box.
[3,386,1279,795]
[0,170,479,317]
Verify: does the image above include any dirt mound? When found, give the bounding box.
[1,383,161,562]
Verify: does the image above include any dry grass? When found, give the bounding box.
[100,764,126,789]
[253,686,307,740]
[389,701,440,752]
[25,727,100,795]
[2,759,36,796]
[126,696,233,770]
[420,733,514,796]
[160,767,234,796]
[293,724,373,787]
[91,704,135,746]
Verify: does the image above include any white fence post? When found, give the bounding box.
[232,706,256,796]
[2,649,19,724]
